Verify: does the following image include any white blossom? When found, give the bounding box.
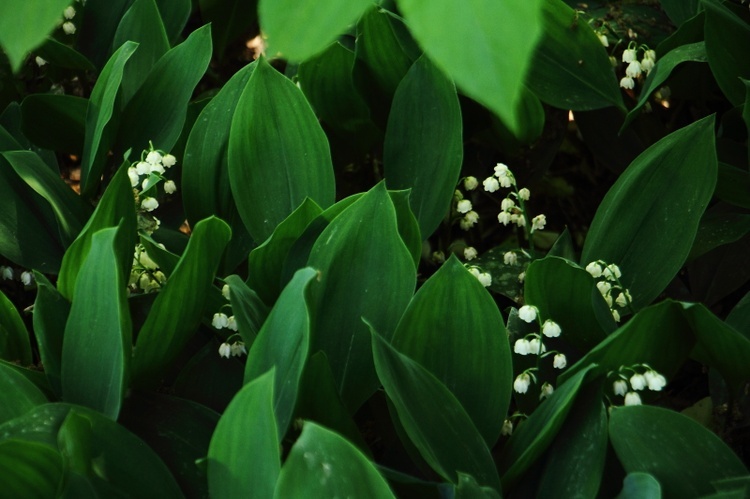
[62,22,76,35]
[531,214,546,232]
[230,342,247,357]
[514,339,531,355]
[226,316,238,331]
[514,214,526,228]
[464,247,478,261]
[622,48,637,63]
[630,373,647,391]
[501,419,513,436]
[494,163,510,178]
[457,199,472,214]
[478,272,492,287]
[596,280,612,296]
[503,251,517,266]
[518,305,537,323]
[585,261,603,278]
[464,211,479,225]
[459,218,474,231]
[463,176,478,191]
[212,312,229,329]
[620,77,635,90]
[644,370,667,391]
[553,353,567,369]
[624,391,642,406]
[135,161,151,175]
[501,198,515,211]
[625,60,642,79]
[540,382,554,399]
[146,150,162,164]
[518,188,530,201]
[218,342,232,358]
[613,379,628,396]
[513,373,531,394]
[498,211,512,225]
[35,56,47,67]
[20,271,33,286]
[1,266,13,280]
[141,197,159,212]
[222,284,231,300]
[598,34,609,47]
[127,167,140,187]
[162,154,177,168]
[641,57,655,74]
[542,320,562,338]
[483,176,500,193]
[612,309,621,322]
[164,180,177,194]
[64,6,76,19]
[616,292,629,308]
[603,263,622,281]
[528,338,545,355]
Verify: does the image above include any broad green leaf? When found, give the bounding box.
[455,473,502,499]
[118,392,219,497]
[0,402,182,496]
[353,7,418,124]
[0,439,63,497]
[391,255,512,446]
[31,273,69,396]
[199,0,258,55]
[274,421,396,498]
[228,56,335,242]
[370,327,501,492]
[621,42,708,131]
[259,0,372,61]
[117,25,213,156]
[58,160,137,300]
[0,362,47,425]
[20,94,87,154]
[498,366,596,490]
[297,42,376,144]
[61,226,132,420]
[153,0,192,44]
[0,360,54,401]
[225,275,269,348]
[581,115,717,310]
[682,303,750,394]
[727,291,750,342]
[384,54,462,239]
[617,472,663,499]
[306,183,416,411]
[113,0,170,104]
[247,198,323,306]
[535,382,608,498]
[132,217,231,386]
[0,289,32,365]
[560,301,693,385]
[182,62,256,271]
[295,352,370,455]
[80,41,138,197]
[609,405,748,498]
[245,267,317,438]
[2,150,91,247]
[704,0,750,106]
[36,37,96,71]
[660,0,700,26]
[688,209,750,261]
[57,409,96,476]
[0,0,73,71]
[208,369,279,499]
[397,0,543,135]
[716,162,750,210]
[524,256,614,351]
[526,0,624,111]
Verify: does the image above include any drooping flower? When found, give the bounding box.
[20,271,33,286]
[146,150,163,164]
[141,197,159,212]
[218,342,232,358]
[164,180,177,194]
[553,353,567,369]
[501,419,513,436]
[585,261,603,278]
[518,188,531,201]
[625,60,642,79]
[64,6,76,19]
[624,391,642,406]
[222,284,231,300]
[596,281,612,296]
[622,48,637,63]
[62,22,76,35]
[1,266,13,280]
[518,305,538,323]
[464,176,478,191]
[226,316,238,331]
[503,251,518,266]
[613,379,628,396]
[598,33,609,47]
[528,338,545,355]
[135,161,151,175]
[162,154,177,168]
[498,211,512,225]
[630,373,647,391]
[513,373,532,394]
[212,312,229,329]
[603,263,622,281]
[494,163,510,178]
[501,198,515,211]
[540,382,554,400]
[464,247,478,261]
[456,199,472,214]
[514,339,531,355]
[483,176,500,193]
[477,272,492,287]
[644,370,667,391]
[620,77,635,90]
[542,320,562,338]
[612,309,621,322]
[127,167,140,187]
[531,214,547,232]
[35,56,47,67]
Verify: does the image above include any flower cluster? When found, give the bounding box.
[619,43,657,90]
[215,284,247,358]
[609,364,667,406]
[512,305,567,399]
[127,244,166,294]
[129,143,178,232]
[453,187,480,231]
[0,266,34,286]
[467,266,492,288]
[585,260,632,322]
[483,163,546,238]
[61,4,78,35]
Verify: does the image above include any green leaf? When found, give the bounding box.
[0,402,182,496]
[682,303,750,395]
[391,255,512,446]
[61,226,132,420]
[524,256,614,352]
[207,369,280,499]
[183,61,256,271]
[132,217,230,386]
[228,56,335,242]
[621,42,708,131]
[0,362,48,425]
[117,24,213,156]
[274,421,396,498]
[688,209,750,261]
[560,300,694,385]
[247,198,323,305]
[609,405,748,498]
[58,160,137,300]
[306,183,416,411]
[297,42,377,144]
[0,439,63,496]
[580,115,717,310]
[20,94,88,154]
[245,267,317,439]
[704,0,750,106]
[259,0,372,61]
[199,0,258,55]
[526,0,624,111]
[2,150,92,247]
[498,366,596,490]
[36,37,96,71]
[455,473,502,499]
[397,0,543,135]
[112,0,170,104]
[32,273,70,396]
[535,381,608,498]
[225,275,269,348]
[0,0,73,71]
[617,472,663,499]
[80,41,139,197]
[370,327,501,492]
[0,289,32,365]
[716,162,750,210]
[660,0,700,26]
[384,54,462,239]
